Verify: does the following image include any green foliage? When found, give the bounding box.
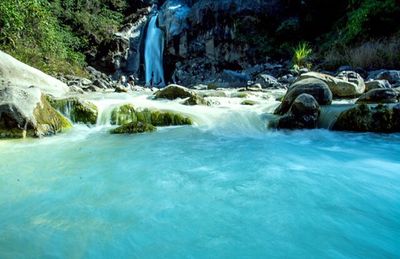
[292,42,312,69]
[0,0,87,75]
[0,0,138,76]
[342,0,400,43]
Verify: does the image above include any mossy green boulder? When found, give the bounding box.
[111,104,192,126]
[111,122,156,134]
[0,86,71,139]
[48,97,98,125]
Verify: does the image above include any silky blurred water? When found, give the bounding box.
[0,126,400,258]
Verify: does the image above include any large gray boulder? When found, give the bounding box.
[154,84,194,100]
[296,71,365,98]
[0,86,72,138]
[274,93,320,129]
[356,88,399,104]
[275,78,332,115]
[0,51,69,97]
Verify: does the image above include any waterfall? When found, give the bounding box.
[145,13,166,87]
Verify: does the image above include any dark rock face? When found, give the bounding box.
[274,78,332,115]
[275,93,320,129]
[356,89,399,104]
[332,104,400,133]
[369,70,400,85]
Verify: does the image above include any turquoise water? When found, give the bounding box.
[0,126,400,258]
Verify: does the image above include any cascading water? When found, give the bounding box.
[145,13,165,87]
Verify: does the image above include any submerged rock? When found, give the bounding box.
[332,104,400,133]
[272,93,320,130]
[297,71,365,98]
[111,122,156,134]
[111,104,192,126]
[48,97,98,125]
[241,100,257,106]
[356,89,399,104]
[0,86,71,138]
[275,78,332,115]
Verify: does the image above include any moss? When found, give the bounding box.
[111,104,193,127]
[241,100,257,106]
[110,122,156,134]
[110,104,137,125]
[48,97,98,125]
[231,92,248,98]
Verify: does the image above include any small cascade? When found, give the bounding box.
[145,13,165,87]
[318,104,355,129]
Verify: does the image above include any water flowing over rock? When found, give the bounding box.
[145,13,166,87]
[48,97,99,125]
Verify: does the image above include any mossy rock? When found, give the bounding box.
[48,97,98,125]
[110,122,156,134]
[241,100,257,106]
[231,92,248,98]
[1,87,72,139]
[111,104,192,127]
[332,103,400,133]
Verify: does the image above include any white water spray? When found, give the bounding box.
[145,14,165,87]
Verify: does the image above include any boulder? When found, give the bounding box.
[365,80,391,92]
[154,84,194,100]
[274,93,320,129]
[297,71,365,98]
[241,100,257,106]
[0,86,71,138]
[48,97,98,125]
[182,95,209,106]
[274,78,332,115]
[369,70,400,85]
[0,51,69,97]
[332,104,400,133]
[110,104,192,126]
[356,89,399,104]
[110,122,156,134]
[255,74,282,88]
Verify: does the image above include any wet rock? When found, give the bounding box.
[47,97,98,125]
[110,121,156,134]
[275,78,332,115]
[332,104,400,133]
[182,95,209,106]
[368,70,400,85]
[273,93,320,130]
[110,104,192,126]
[241,100,257,106]
[365,80,391,92]
[255,74,282,88]
[0,86,71,138]
[356,89,399,104]
[297,71,365,98]
[154,84,194,100]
